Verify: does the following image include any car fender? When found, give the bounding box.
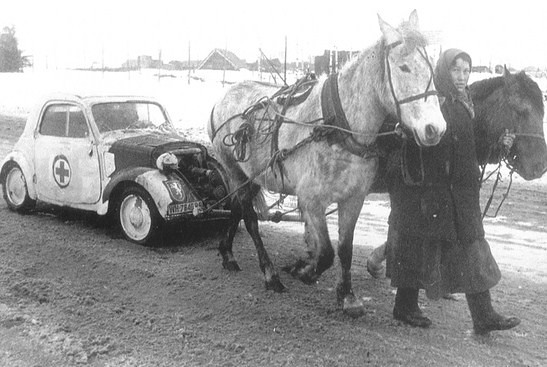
[1,151,37,199]
[103,167,192,219]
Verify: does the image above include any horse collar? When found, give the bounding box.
[321,73,378,157]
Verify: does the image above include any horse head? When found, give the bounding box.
[378,10,446,147]
[472,68,547,180]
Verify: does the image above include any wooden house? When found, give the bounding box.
[198,49,247,71]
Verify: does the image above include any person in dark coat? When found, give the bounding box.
[382,48,520,334]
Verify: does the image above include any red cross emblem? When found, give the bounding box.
[53,155,71,188]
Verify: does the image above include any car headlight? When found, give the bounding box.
[156,152,179,171]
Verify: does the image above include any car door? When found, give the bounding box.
[34,103,102,205]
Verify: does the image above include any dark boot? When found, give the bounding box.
[393,287,432,328]
[466,290,521,335]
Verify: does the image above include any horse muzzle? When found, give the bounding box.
[413,123,445,147]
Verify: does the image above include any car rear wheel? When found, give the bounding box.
[2,163,36,213]
[117,185,163,245]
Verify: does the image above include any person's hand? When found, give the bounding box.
[394,123,407,139]
[500,129,516,152]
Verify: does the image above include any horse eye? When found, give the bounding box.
[399,65,411,73]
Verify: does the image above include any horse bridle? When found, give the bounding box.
[385,40,438,125]
[502,131,545,169]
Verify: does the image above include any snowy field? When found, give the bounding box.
[0,68,301,130]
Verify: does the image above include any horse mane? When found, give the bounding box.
[513,71,544,115]
[470,76,505,103]
[471,72,544,115]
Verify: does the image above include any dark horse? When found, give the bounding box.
[368,68,547,276]
[472,68,547,179]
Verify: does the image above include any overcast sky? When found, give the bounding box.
[2,0,546,69]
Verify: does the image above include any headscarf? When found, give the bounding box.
[434,48,474,117]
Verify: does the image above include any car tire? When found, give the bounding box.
[2,162,36,213]
[116,185,163,246]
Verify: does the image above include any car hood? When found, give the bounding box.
[108,132,206,171]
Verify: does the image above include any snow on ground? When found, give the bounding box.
[0,68,299,130]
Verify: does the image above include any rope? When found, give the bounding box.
[400,139,425,186]
[481,162,515,219]
[222,122,253,162]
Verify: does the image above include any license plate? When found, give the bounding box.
[167,201,204,216]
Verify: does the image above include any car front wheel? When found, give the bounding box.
[117,185,163,245]
[2,163,36,213]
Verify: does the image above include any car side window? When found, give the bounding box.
[40,104,89,138]
[67,108,88,138]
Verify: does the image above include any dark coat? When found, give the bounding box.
[388,95,485,245]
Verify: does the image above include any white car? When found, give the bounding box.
[1,93,231,245]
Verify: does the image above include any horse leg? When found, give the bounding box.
[336,196,366,318]
[285,201,334,285]
[218,197,243,271]
[240,184,286,292]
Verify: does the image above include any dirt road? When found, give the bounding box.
[1,114,546,366]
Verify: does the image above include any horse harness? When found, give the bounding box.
[210,40,439,190]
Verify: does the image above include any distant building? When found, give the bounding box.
[471,65,491,73]
[198,49,247,71]
[138,55,154,68]
[314,49,359,75]
[122,59,139,69]
[247,58,282,73]
[523,66,541,73]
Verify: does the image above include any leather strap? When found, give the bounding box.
[321,73,377,157]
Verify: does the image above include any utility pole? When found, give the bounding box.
[187,41,191,85]
[258,50,261,81]
[158,49,162,82]
[284,36,287,84]
[101,45,105,78]
[222,41,227,87]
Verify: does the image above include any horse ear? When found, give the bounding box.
[378,14,402,46]
[409,9,420,29]
[503,64,511,77]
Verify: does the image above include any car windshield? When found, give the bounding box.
[92,101,173,134]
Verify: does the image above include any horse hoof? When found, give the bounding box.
[222,260,241,272]
[282,259,307,276]
[265,277,287,293]
[282,260,318,284]
[298,271,319,285]
[366,258,385,279]
[343,295,365,318]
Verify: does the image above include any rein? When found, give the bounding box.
[480,160,514,220]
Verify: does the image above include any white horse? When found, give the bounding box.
[207,10,446,316]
